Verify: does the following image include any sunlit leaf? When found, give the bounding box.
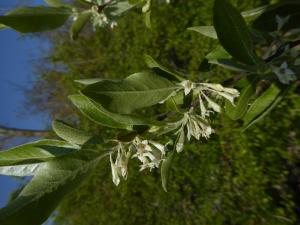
[0,6,71,33]
[188,26,217,39]
[52,120,94,145]
[44,0,71,7]
[0,149,108,225]
[0,163,42,177]
[81,71,178,114]
[0,140,79,167]
[69,94,164,130]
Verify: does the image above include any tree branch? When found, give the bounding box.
[0,125,51,138]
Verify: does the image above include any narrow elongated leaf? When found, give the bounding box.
[161,151,175,192]
[0,149,108,225]
[128,0,142,4]
[225,80,256,120]
[188,26,217,39]
[0,140,79,167]
[0,163,42,176]
[243,86,289,130]
[209,59,257,72]
[0,7,71,33]
[105,0,136,18]
[69,94,164,130]
[144,55,184,81]
[82,71,178,114]
[213,0,259,65]
[44,0,71,7]
[70,10,92,40]
[205,46,231,61]
[52,120,93,145]
[75,78,104,85]
[243,84,282,128]
[241,5,269,19]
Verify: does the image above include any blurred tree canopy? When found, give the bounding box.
[22,0,300,224]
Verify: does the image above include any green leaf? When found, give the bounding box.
[205,46,231,61]
[252,2,300,32]
[0,163,42,177]
[144,54,184,81]
[74,78,104,85]
[0,7,71,33]
[44,0,71,7]
[81,71,178,114]
[144,10,151,29]
[165,93,184,112]
[0,149,108,225]
[69,94,164,130]
[105,0,136,18]
[0,24,7,30]
[0,140,79,167]
[213,0,259,65]
[225,80,256,120]
[52,120,94,145]
[161,151,175,192]
[241,5,269,19]
[128,0,140,4]
[209,59,257,72]
[70,10,92,40]
[243,83,287,129]
[187,26,217,39]
[128,0,142,4]
[243,87,289,131]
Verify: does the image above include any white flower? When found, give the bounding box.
[176,129,185,153]
[200,83,239,105]
[180,80,195,95]
[132,137,165,171]
[271,62,296,84]
[110,21,118,29]
[178,112,214,142]
[202,93,221,113]
[109,143,132,186]
[110,153,120,186]
[142,0,152,13]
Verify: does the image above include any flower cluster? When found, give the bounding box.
[109,142,132,185]
[132,137,166,171]
[109,137,166,185]
[91,5,117,29]
[109,80,239,186]
[72,0,118,29]
[180,80,240,117]
[165,80,239,153]
[175,110,214,152]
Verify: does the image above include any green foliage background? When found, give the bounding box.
[25,0,300,224]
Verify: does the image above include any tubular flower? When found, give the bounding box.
[109,142,132,186]
[179,80,239,118]
[132,137,166,171]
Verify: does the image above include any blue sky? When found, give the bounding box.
[0,0,51,215]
